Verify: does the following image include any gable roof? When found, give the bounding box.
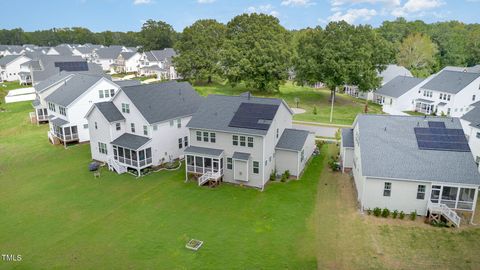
[144,48,176,62]
[119,52,137,60]
[52,45,73,55]
[442,65,480,74]
[0,55,25,66]
[462,104,480,128]
[114,80,141,87]
[34,71,73,93]
[379,64,412,85]
[94,102,125,122]
[44,74,106,107]
[111,133,150,150]
[95,47,123,59]
[120,81,203,124]
[355,114,480,185]
[420,70,480,94]
[341,128,354,148]
[376,76,424,98]
[276,128,310,151]
[32,55,104,84]
[187,94,290,136]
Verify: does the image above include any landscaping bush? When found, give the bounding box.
[410,211,417,221]
[399,211,405,220]
[381,208,390,218]
[313,105,318,115]
[280,173,288,182]
[373,207,382,217]
[328,158,340,171]
[284,170,290,179]
[392,210,399,219]
[366,209,372,215]
[269,170,276,181]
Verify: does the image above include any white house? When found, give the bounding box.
[110,52,141,73]
[185,93,316,189]
[414,70,480,116]
[460,101,480,169]
[46,45,73,56]
[374,76,425,114]
[139,48,178,80]
[0,54,31,82]
[341,114,480,226]
[92,47,126,71]
[44,73,121,146]
[344,64,413,100]
[85,81,204,175]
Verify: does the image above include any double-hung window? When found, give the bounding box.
[98,142,107,154]
[196,131,202,141]
[240,136,246,147]
[232,135,238,146]
[178,138,183,149]
[59,106,66,116]
[184,136,188,147]
[383,182,392,197]
[99,90,104,98]
[122,103,130,113]
[203,132,209,142]
[116,123,121,131]
[131,123,135,133]
[210,133,216,143]
[110,89,115,97]
[253,161,259,174]
[227,158,233,170]
[143,125,148,136]
[177,118,181,128]
[247,137,253,147]
[417,185,426,200]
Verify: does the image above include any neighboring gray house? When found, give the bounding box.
[139,48,178,80]
[92,46,126,71]
[85,81,204,176]
[342,114,480,226]
[374,76,425,113]
[460,101,480,169]
[185,93,316,189]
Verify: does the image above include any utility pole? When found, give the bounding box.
[329,87,335,123]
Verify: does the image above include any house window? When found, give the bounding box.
[276,128,279,139]
[95,122,98,129]
[131,123,135,133]
[383,182,391,197]
[196,131,202,141]
[253,161,259,174]
[170,120,174,127]
[121,103,130,113]
[177,118,181,128]
[240,136,246,147]
[98,142,107,154]
[99,90,104,98]
[227,158,233,170]
[232,135,238,146]
[439,93,443,99]
[143,125,148,136]
[48,102,56,112]
[110,89,115,97]
[210,133,216,143]
[417,185,426,200]
[476,132,480,139]
[301,149,305,162]
[59,106,66,116]
[447,95,451,101]
[203,132,209,142]
[153,124,158,131]
[116,123,121,131]
[184,136,188,147]
[473,95,476,101]
[83,124,88,129]
[178,138,183,149]
[104,90,110,98]
[247,137,254,147]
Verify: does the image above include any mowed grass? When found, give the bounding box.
[0,101,324,269]
[194,82,383,125]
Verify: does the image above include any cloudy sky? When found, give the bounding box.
[1,0,479,32]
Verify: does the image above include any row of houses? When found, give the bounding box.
[0,44,179,83]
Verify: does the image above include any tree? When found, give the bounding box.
[173,19,226,83]
[396,33,438,77]
[139,20,177,51]
[221,13,291,92]
[429,21,468,67]
[466,25,480,66]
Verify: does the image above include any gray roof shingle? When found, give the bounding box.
[120,81,203,124]
[376,76,425,98]
[232,152,251,160]
[95,47,123,59]
[276,128,310,151]
[0,55,24,66]
[184,146,224,157]
[111,133,150,150]
[462,105,480,127]
[420,70,480,94]
[114,80,141,87]
[32,55,104,84]
[95,102,125,123]
[356,114,480,185]
[379,64,412,85]
[341,128,354,148]
[187,94,287,135]
[145,48,176,62]
[44,74,105,107]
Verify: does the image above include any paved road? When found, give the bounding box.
[292,124,340,138]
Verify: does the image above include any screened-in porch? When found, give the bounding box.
[430,185,477,211]
[50,118,78,143]
[184,146,225,185]
[415,99,435,114]
[113,145,152,168]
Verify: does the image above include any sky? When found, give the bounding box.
[0,0,479,32]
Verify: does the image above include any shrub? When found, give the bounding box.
[269,170,276,181]
[366,209,372,215]
[381,208,390,218]
[373,207,382,217]
[410,211,417,221]
[284,170,290,179]
[392,210,399,219]
[313,105,318,115]
[399,211,405,220]
[328,158,340,171]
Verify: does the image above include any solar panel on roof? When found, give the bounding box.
[228,102,279,130]
[54,61,89,72]
[414,126,470,152]
[428,121,446,128]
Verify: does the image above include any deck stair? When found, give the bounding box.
[198,171,222,186]
[427,202,461,227]
[108,158,127,174]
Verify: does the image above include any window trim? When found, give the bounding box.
[417,185,426,200]
[227,158,233,170]
[253,161,259,174]
[383,182,392,197]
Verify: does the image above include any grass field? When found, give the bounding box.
[194,82,383,125]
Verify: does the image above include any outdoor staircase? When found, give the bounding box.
[198,171,222,186]
[427,202,461,227]
[108,158,127,174]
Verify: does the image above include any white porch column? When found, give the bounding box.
[470,188,478,224]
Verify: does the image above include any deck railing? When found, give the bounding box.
[428,202,461,227]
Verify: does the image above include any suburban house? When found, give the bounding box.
[92,47,126,71]
[0,54,31,82]
[344,64,412,100]
[46,45,73,56]
[0,45,25,56]
[460,101,480,169]
[374,76,425,114]
[72,46,97,60]
[42,73,119,146]
[414,70,480,116]
[341,114,480,226]
[110,52,141,73]
[85,81,203,176]
[184,93,316,189]
[139,48,178,80]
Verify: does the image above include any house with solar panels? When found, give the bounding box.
[460,101,480,169]
[85,81,203,176]
[184,93,316,189]
[341,114,480,226]
[414,70,480,116]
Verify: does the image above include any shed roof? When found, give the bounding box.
[111,133,150,150]
[341,128,354,148]
[276,128,310,151]
[95,102,125,123]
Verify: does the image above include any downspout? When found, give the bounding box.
[261,135,265,192]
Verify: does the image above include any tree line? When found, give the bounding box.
[1,16,479,93]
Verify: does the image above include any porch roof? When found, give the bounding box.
[232,151,250,161]
[438,102,447,106]
[111,133,150,150]
[31,98,41,107]
[416,98,435,104]
[50,117,69,127]
[184,146,223,157]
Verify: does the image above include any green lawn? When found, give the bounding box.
[404,110,426,116]
[1,101,479,269]
[194,82,383,125]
